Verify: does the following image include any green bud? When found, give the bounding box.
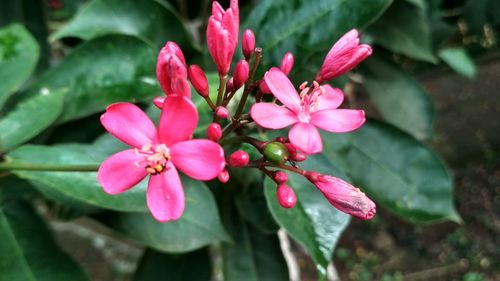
[262,142,289,164]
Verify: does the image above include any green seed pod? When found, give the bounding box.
[262,142,289,164]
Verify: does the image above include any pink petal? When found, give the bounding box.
[317,85,344,110]
[100,103,157,148]
[170,139,225,181]
[146,163,185,222]
[264,68,301,112]
[310,109,365,133]
[326,29,360,60]
[97,149,147,195]
[250,103,298,129]
[289,122,323,155]
[158,96,198,146]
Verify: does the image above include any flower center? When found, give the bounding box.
[298,80,325,120]
[134,143,171,175]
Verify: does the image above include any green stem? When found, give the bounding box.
[216,74,227,107]
[0,162,99,172]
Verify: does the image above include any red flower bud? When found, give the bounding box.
[207,123,222,142]
[274,171,288,184]
[188,65,209,97]
[215,106,229,119]
[242,29,255,60]
[233,60,249,90]
[218,169,230,183]
[277,184,296,208]
[274,136,287,143]
[229,150,249,167]
[226,77,234,93]
[156,41,190,97]
[259,80,272,94]
[152,96,165,109]
[279,52,294,75]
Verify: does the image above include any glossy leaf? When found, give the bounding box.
[133,248,211,281]
[438,47,477,79]
[0,24,39,108]
[361,56,434,140]
[367,0,437,63]
[322,120,460,223]
[99,177,230,253]
[0,89,65,152]
[0,200,88,281]
[264,155,350,277]
[27,35,159,123]
[51,0,192,48]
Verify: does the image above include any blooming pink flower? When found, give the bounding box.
[156,41,191,97]
[315,29,372,84]
[97,96,225,222]
[305,172,376,220]
[206,0,239,75]
[250,68,365,154]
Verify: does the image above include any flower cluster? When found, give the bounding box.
[97,0,376,222]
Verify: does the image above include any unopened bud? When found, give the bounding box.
[291,152,307,162]
[229,150,250,167]
[226,77,234,93]
[233,60,249,90]
[277,184,296,208]
[152,96,165,109]
[215,106,229,119]
[207,123,222,142]
[274,171,288,184]
[188,65,209,97]
[218,169,230,183]
[242,29,256,60]
[262,141,289,164]
[259,80,272,94]
[274,136,287,143]
[279,52,294,75]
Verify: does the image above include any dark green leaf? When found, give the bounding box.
[322,120,460,223]
[264,155,350,277]
[361,56,434,140]
[0,200,88,281]
[100,177,230,253]
[0,24,39,108]
[438,47,477,79]
[51,0,193,48]
[0,89,65,151]
[134,248,211,281]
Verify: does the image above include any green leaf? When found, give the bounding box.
[264,155,350,277]
[6,144,148,212]
[0,24,39,108]
[28,35,159,123]
[361,56,434,140]
[134,248,211,281]
[438,47,477,79]
[0,200,88,281]
[322,120,460,223]
[0,89,65,151]
[99,177,230,253]
[51,0,192,48]
[367,0,437,63]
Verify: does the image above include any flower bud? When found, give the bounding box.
[259,80,272,94]
[188,65,209,97]
[277,184,296,208]
[262,141,289,164]
[152,96,165,109]
[242,29,255,60]
[274,136,287,143]
[226,77,234,93]
[218,169,230,183]
[233,60,249,90]
[229,150,249,167]
[279,52,294,75]
[291,152,307,162]
[156,41,190,97]
[207,123,222,142]
[215,106,229,119]
[274,171,288,184]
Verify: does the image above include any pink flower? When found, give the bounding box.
[206,0,239,75]
[250,68,365,154]
[315,29,372,84]
[156,41,191,97]
[97,96,225,222]
[306,172,376,220]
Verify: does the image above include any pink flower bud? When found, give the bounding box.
[279,52,294,75]
[233,60,249,90]
[226,77,234,93]
[242,29,255,60]
[315,29,372,83]
[274,171,288,184]
[152,96,165,109]
[229,150,249,167]
[207,123,222,142]
[215,106,229,119]
[305,172,376,220]
[259,80,271,94]
[277,184,296,208]
[188,65,209,97]
[274,136,287,143]
[207,0,239,75]
[218,169,230,183]
[156,41,191,97]
[290,152,306,162]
